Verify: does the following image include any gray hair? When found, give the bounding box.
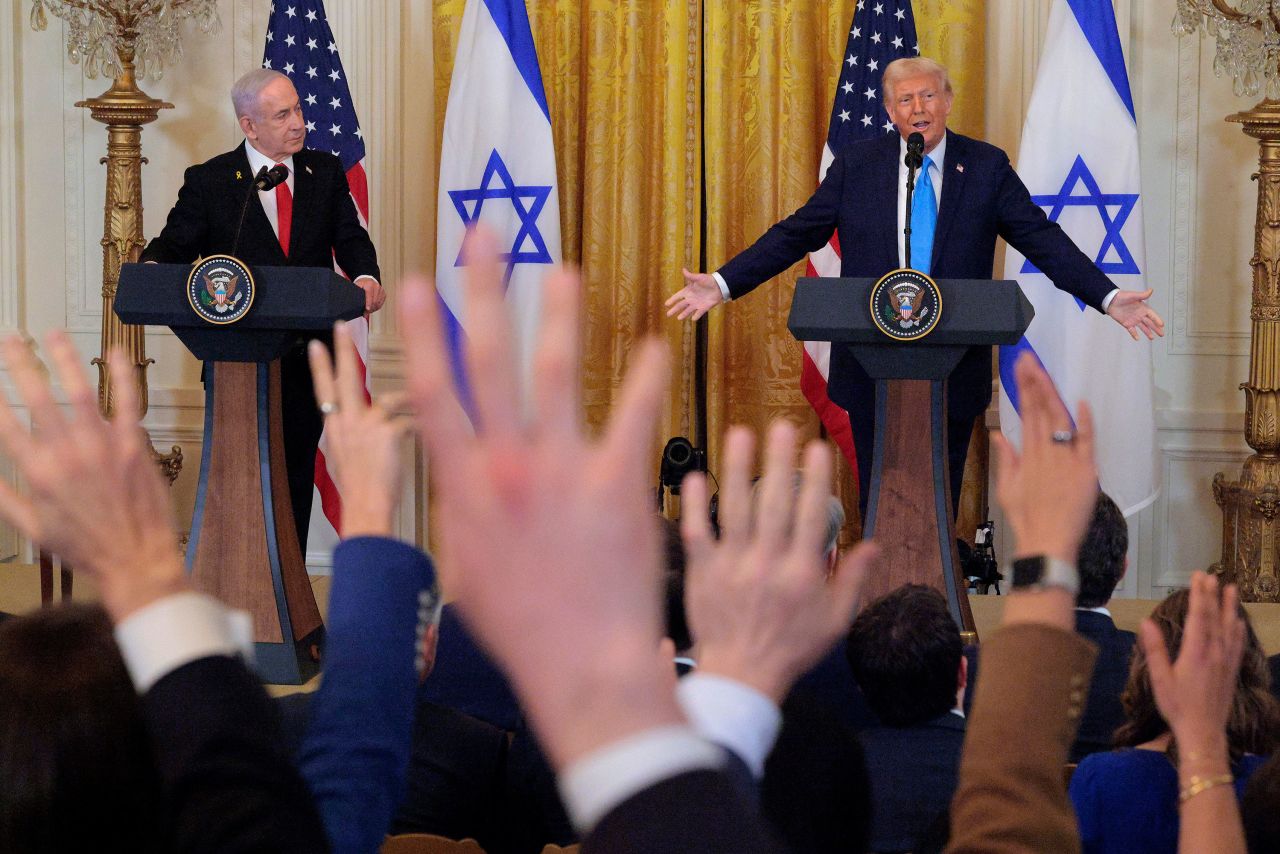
[751,471,846,558]
[231,68,291,120]
[882,56,952,106]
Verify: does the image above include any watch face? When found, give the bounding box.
[1011,557,1045,588]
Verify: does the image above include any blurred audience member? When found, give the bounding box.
[1243,751,1280,853]
[847,584,965,853]
[1070,586,1280,853]
[1071,492,1136,762]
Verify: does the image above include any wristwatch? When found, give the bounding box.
[1009,555,1079,596]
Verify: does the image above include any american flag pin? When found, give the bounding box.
[956,164,964,173]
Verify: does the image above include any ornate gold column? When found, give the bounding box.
[74,47,182,482]
[1210,102,1280,601]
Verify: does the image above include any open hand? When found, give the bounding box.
[681,421,878,702]
[1106,288,1164,341]
[665,268,725,321]
[0,333,186,621]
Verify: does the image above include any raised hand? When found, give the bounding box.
[681,421,878,702]
[991,351,1098,564]
[307,322,410,539]
[665,268,725,321]
[0,333,186,621]
[1105,288,1164,341]
[398,229,680,770]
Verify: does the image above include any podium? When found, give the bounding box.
[788,276,1033,633]
[116,262,364,683]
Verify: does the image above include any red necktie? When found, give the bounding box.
[275,164,292,257]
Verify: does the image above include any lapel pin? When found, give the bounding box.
[956,164,964,173]
[236,170,243,179]
[305,165,313,175]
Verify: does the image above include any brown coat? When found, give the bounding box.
[947,624,1099,854]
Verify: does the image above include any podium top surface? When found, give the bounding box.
[115,262,364,331]
[788,276,1034,346]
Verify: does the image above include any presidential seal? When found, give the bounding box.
[869,268,942,341]
[187,255,255,325]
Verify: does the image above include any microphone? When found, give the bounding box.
[231,164,289,258]
[904,131,925,169]
[254,163,290,191]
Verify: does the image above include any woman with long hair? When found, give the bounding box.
[1069,586,1280,853]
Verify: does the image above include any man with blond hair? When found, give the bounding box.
[142,68,383,554]
[669,56,1162,518]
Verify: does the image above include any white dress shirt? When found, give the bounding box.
[243,139,295,240]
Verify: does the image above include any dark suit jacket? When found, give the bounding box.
[143,655,330,853]
[583,768,789,854]
[1071,609,1135,762]
[140,144,378,284]
[717,131,1115,420]
[858,712,966,853]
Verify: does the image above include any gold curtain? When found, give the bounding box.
[433,0,986,532]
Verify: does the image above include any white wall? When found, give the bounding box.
[1,0,434,568]
[985,0,1256,598]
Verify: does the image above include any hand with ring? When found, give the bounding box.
[308,323,412,539]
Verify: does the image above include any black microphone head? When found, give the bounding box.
[253,163,290,191]
[907,131,925,153]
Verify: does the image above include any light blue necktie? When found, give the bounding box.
[910,154,937,274]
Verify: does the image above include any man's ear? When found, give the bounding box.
[239,114,255,140]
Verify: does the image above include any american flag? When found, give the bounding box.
[263,0,371,538]
[802,0,919,475]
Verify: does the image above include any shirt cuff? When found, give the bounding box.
[558,725,724,833]
[677,673,782,779]
[113,592,254,694]
[712,271,732,302]
[1100,288,1119,312]
[354,274,380,287]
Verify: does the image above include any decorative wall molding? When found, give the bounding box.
[1154,445,1249,589]
[0,7,24,337]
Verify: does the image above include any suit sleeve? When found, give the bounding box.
[583,769,790,854]
[946,624,1098,854]
[993,153,1115,312]
[716,148,850,300]
[142,655,331,854]
[329,164,380,282]
[139,164,211,265]
[298,536,434,854]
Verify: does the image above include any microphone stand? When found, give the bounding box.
[904,156,919,271]
[231,165,271,259]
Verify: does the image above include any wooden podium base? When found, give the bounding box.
[862,378,976,634]
[186,361,324,684]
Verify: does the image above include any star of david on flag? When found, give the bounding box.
[436,0,561,408]
[998,0,1158,518]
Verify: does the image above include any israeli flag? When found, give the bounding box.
[436,0,561,404]
[998,0,1158,516]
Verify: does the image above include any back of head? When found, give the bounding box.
[1244,752,1280,852]
[1116,587,1280,759]
[0,603,164,851]
[846,584,961,727]
[1076,492,1127,609]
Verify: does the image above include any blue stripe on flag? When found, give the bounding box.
[480,0,551,122]
[999,336,1078,428]
[1064,0,1135,120]
[438,295,477,424]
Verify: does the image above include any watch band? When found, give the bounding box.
[1008,555,1079,596]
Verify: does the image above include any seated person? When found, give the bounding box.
[1069,586,1280,853]
[1071,491,1137,762]
[846,584,966,853]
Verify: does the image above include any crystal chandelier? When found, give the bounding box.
[1174,0,1280,98]
[29,0,221,81]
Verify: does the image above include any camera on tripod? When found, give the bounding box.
[959,520,1002,594]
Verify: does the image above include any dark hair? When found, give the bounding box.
[1076,492,1128,609]
[660,517,693,652]
[1243,752,1280,852]
[0,603,164,851]
[846,584,962,727]
[1115,588,1280,761]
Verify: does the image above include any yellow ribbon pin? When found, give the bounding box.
[236,170,243,180]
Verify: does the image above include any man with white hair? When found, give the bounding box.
[142,68,383,554]
[669,56,1163,520]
